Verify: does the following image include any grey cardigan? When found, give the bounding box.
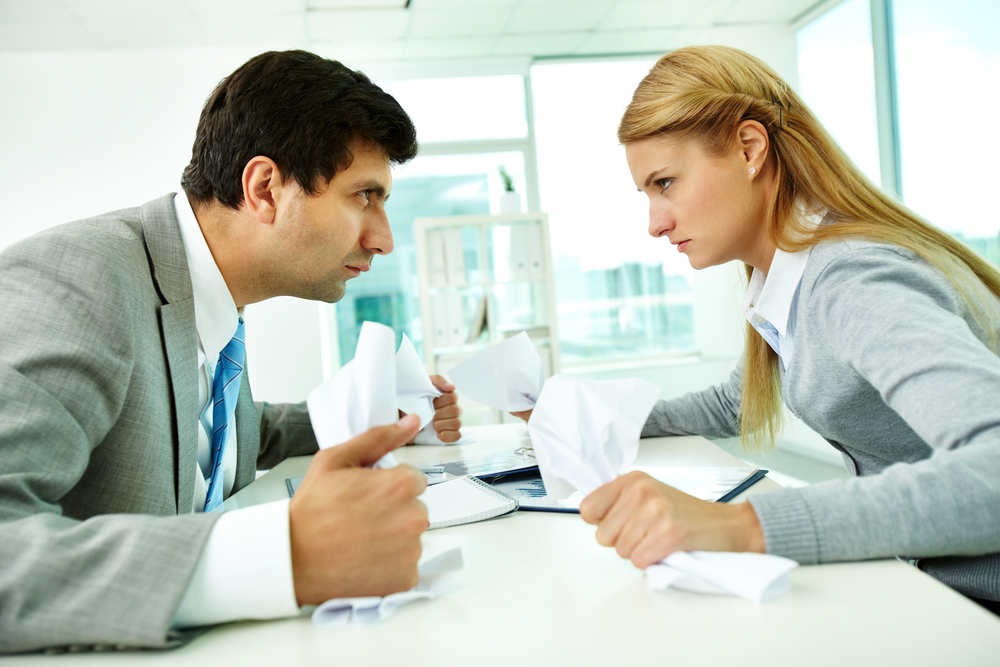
[642,238,1000,601]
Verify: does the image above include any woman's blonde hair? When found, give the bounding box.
[619,45,1000,451]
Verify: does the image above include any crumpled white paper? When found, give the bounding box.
[447,333,660,499]
[396,332,441,429]
[306,322,471,463]
[448,333,799,604]
[395,333,474,445]
[529,374,661,500]
[311,548,463,627]
[447,332,544,412]
[306,320,399,468]
[647,551,798,603]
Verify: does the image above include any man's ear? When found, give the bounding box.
[737,120,770,175]
[242,156,282,225]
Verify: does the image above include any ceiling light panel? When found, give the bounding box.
[307,7,411,40]
[409,7,513,38]
[308,0,409,9]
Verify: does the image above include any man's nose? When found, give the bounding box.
[364,207,394,255]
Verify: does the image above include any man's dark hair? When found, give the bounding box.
[181,50,418,209]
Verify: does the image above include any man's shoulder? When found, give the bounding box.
[3,194,177,267]
[0,194,184,304]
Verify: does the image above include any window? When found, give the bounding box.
[892,0,1000,261]
[334,151,527,364]
[531,59,696,365]
[796,0,881,185]
[330,72,532,365]
[381,75,527,143]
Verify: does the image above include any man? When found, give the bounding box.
[0,50,461,653]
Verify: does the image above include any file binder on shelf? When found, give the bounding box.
[414,212,559,427]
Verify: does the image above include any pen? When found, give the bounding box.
[417,466,446,474]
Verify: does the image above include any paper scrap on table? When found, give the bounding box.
[647,551,798,603]
[448,332,544,413]
[312,548,463,627]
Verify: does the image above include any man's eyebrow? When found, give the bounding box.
[643,167,670,189]
[350,180,390,199]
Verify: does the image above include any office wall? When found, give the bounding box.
[0,27,841,467]
[0,44,325,406]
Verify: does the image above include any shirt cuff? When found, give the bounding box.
[173,499,299,628]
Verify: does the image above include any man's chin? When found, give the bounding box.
[298,281,346,303]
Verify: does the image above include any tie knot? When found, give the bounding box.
[218,319,246,372]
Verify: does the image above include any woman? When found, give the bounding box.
[577,44,1000,612]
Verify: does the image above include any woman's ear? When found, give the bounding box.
[737,120,770,176]
[242,156,282,225]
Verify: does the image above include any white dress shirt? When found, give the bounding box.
[742,209,825,369]
[171,193,299,627]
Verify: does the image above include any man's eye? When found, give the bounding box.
[359,190,371,200]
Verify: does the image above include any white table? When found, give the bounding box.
[11,426,1000,665]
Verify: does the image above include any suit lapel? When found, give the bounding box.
[139,194,200,514]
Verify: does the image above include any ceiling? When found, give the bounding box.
[0,0,831,60]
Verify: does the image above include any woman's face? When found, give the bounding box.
[625,131,775,272]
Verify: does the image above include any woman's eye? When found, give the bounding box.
[656,179,672,192]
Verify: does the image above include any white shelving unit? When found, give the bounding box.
[414,211,560,424]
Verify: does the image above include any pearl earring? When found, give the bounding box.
[749,167,757,175]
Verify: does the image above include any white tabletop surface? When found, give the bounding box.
[10,425,1000,665]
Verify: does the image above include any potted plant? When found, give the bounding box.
[498,165,521,213]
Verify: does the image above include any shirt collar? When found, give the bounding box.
[173,192,240,363]
[742,208,825,337]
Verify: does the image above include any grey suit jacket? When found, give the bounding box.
[0,194,317,653]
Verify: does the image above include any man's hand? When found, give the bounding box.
[289,414,428,606]
[578,471,765,569]
[510,409,532,423]
[428,375,462,443]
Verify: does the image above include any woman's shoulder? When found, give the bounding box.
[803,236,924,290]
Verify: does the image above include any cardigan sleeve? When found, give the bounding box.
[641,359,743,439]
[748,245,1000,574]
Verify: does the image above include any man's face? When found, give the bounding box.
[271,144,394,303]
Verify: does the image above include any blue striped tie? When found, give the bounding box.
[205,319,245,512]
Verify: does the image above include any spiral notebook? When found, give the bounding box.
[286,475,518,530]
[421,476,518,529]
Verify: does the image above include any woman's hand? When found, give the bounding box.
[579,471,765,568]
